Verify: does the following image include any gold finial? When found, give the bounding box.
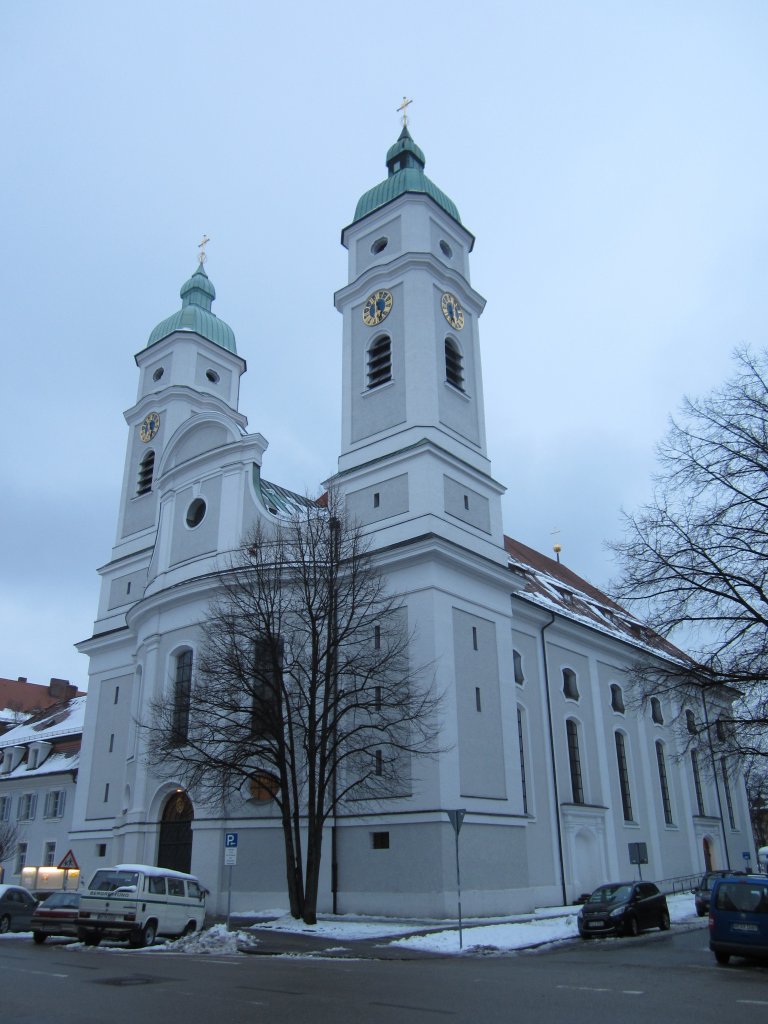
[397,96,413,127]
[550,528,562,563]
[197,234,210,264]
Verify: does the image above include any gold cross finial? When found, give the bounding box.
[198,234,210,264]
[397,96,412,127]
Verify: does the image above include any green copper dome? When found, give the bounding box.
[354,126,461,225]
[147,262,237,353]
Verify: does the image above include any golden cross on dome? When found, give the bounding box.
[198,234,210,264]
[397,96,412,127]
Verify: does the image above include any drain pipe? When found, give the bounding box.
[540,612,568,906]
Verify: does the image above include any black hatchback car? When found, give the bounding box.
[578,881,670,938]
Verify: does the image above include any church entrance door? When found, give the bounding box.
[158,792,194,873]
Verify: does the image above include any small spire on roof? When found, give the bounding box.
[550,528,562,563]
[397,96,413,128]
[197,234,210,265]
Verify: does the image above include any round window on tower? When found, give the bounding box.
[152,367,164,382]
[186,498,206,529]
[371,237,388,255]
[440,240,453,259]
[206,369,220,383]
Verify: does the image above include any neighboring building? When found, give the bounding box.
[0,695,84,892]
[69,121,752,917]
[0,677,81,737]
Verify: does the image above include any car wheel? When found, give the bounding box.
[182,921,198,937]
[714,951,731,966]
[33,931,47,944]
[80,931,101,946]
[624,915,640,937]
[0,915,10,934]
[141,921,157,947]
[659,911,670,931]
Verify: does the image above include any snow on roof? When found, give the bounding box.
[0,748,79,780]
[0,696,86,748]
[504,536,685,663]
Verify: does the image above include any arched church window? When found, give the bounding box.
[171,649,193,746]
[137,450,155,496]
[445,337,464,390]
[367,335,392,388]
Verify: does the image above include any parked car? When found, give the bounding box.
[578,881,670,938]
[30,890,80,944]
[693,870,741,917]
[0,884,39,933]
[709,874,768,965]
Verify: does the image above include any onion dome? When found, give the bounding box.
[147,262,237,353]
[353,126,461,224]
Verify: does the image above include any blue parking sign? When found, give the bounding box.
[225,832,238,848]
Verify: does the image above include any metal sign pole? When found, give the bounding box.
[446,810,466,951]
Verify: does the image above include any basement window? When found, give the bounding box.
[371,831,390,850]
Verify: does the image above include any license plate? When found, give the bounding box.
[97,913,119,921]
[587,921,604,928]
[732,923,759,933]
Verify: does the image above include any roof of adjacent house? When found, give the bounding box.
[0,696,85,778]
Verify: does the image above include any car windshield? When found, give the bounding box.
[588,884,633,905]
[39,892,79,909]
[87,870,139,892]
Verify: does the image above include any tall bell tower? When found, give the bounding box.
[331,109,506,565]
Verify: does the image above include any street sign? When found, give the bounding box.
[225,832,238,848]
[224,847,237,866]
[57,850,79,870]
[628,842,648,865]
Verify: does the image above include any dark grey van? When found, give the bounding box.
[709,875,768,965]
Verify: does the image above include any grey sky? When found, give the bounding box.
[3,0,767,688]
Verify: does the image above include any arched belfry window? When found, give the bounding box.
[445,337,464,390]
[137,450,155,496]
[367,335,391,388]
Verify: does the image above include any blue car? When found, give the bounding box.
[709,875,768,965]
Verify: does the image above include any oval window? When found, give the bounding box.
[371,237,388,255]
[206,369,220,383]
[186,498,206,528]
[152,367,164,382]
[440,240,453,259]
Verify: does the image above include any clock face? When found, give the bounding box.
[441,292,465,330]
[362,290,393,327]
[139,411,161,443]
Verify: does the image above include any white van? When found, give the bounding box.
[77,863,206,947]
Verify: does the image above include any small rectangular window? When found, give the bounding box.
[513,649,525,686]
[374,625,381,650]
[15,841,27,874]
[104,782,110,803]
[97,843,107,858]
[372,831,390,850]
[463,494,469,510]
[475,687,482,712]
[109,733,115,753]
[373,492,380,508]
[114,685,120,705]
[43,841,56,867]
[375,749,383,776]
[374,686,382,711]
[472,626,478,650]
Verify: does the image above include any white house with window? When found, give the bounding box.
[0,696,84,892]
[69,122,751,917]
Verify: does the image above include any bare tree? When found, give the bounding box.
[144,493,441,923]
[0,820,19,870]
[611,348,768,757]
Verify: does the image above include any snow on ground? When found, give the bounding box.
[0,892,703,957]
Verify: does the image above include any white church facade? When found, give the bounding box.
[69,123,752,918]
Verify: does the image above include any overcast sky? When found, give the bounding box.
[3,1,767,689]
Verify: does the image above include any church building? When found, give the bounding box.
[68,118,752,918]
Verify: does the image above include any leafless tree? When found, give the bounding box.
[0,820,19,869]
[611,348,768,758]
[144,493,441,923]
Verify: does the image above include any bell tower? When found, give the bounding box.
[331,113,506,565]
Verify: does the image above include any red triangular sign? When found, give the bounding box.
[57,850,79,870]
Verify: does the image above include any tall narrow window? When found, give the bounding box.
[171,649,193,745]
[651,697,664,724]
[614,732,633,821]
[43,841,56,867]
[137,450,155,496]
[367,335,391,388]
[251,637,282,738]
[445,337,464,390]
[610,684,625,714]
[691,750,705,816]
[15,841,27,874]
[655,741,673,825]
[375,749,383,776]
[562,668,579,700]
[721,757,736,829]
[566,719,584,804]
[513,650,525,686]
[517,706,529,814]
[686,709,697,735]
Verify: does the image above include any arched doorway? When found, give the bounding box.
[157,792,193,873]
[703,836,714,872]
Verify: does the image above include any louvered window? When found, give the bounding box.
[445,338,464,390]
[137,450,155,495]
[367,336,392,388]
